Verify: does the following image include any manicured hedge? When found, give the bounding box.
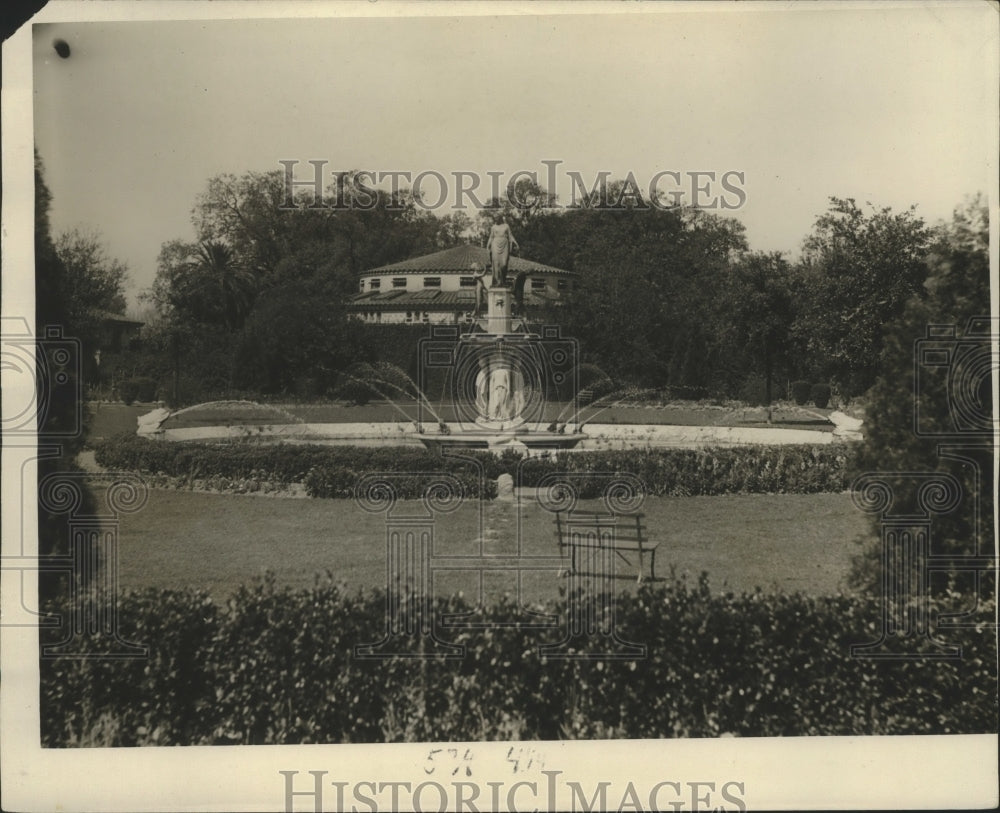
[304,467,496,500]
[513,446,849,496]
[94,435,849,498]
[791,380,812,406]
[94,435,503,499]
[39,577,997,745]
[810,383,832,409]
[95,434,334,483]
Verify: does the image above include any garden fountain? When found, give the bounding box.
[136,229,850,451]
[414,279,588,453]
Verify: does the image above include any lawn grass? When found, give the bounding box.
[100,488,869,604]
[86,403,150,442]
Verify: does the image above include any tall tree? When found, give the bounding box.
[193,171,291,278]
[151,240,256,331]
[189,240,256,331]
[191,169,460,289]
[850,195,992,596]
[794,197,930,396]
[35,152,96,601]
[475,176,557,243]
[558,204,748,389]
[719,251,794,419]
[53,228,130,349]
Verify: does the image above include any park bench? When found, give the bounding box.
[554,511,659,584]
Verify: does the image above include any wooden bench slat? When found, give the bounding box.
[557,541,659,550]
[553,511,659,583]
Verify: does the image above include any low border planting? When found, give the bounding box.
[514,446,849,496]
[94,436,502,499]
[93,435,850,498]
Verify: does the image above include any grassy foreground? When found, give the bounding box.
[99,488,868,603]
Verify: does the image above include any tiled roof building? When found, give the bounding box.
[349,245,577,325]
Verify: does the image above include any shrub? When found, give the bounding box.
[810,383,832,408]
[576,362,612,390]
[791,380,812,406]
[95,435,503,497]
[738,374,768,406]
[39,578,997,745]
[292,375,320,399]
[663,384,713,402]
[118,377,158,405]
[304,467,495,500]
[118,380,137,406]
[137,377,157,401]
[94,435,851,497]
[333,362,381,405]
[514,445,849,496]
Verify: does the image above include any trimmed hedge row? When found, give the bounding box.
[40,577,997,745]
[514,446,849,496]
[94,435,850,498]
[94,435,504,499]
[304,468,496,500]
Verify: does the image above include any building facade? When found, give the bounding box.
[349,244,577,325]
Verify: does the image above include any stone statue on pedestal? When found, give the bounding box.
[486,214,519,288]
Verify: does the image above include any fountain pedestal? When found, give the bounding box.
[485,286,513,335]
[415,278,585,453]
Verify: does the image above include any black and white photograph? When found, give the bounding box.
[2,1,997,810]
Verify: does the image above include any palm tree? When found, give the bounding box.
[185,241,257,331]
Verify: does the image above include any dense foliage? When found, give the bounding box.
[40,576,997,745]
[794,198,931,395]
[35,153,100,601]
[809,383,831,409]
[94,435,850,497]
[849,197,994,597]
[791,380,812,406]
[114,169,946,405]
[513,446,849,496]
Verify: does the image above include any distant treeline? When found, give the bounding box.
[85,170,956,404]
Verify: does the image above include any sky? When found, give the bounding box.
[29,2,998,310]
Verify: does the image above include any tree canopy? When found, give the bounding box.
[53,228,130,345]
[850,195,992,595]
[793,197,931,396]
[138,170,969,409]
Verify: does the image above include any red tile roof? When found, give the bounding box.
[361,244,572,276]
